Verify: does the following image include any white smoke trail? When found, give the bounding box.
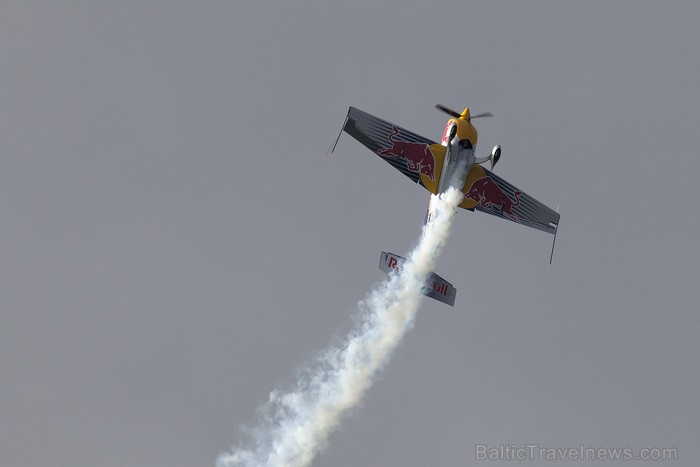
[218,185,465,467]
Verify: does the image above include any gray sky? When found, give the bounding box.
[2,2,699,466]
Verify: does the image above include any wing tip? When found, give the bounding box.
[549,218,560,265]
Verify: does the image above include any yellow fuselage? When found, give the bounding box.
[436,108,478,196]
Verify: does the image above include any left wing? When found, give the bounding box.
[460,164,560,234]
[341,107,446,194]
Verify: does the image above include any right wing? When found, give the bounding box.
[460,164,560,234]
[341,107,446,194]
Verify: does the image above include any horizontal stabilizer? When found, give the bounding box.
[379,251,456,306]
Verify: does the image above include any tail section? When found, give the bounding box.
[379,251,456,306]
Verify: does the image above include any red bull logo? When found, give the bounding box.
[378,127,436,180]
[465,176,521,221]
[380,251,455,306]
[386,255,447,296]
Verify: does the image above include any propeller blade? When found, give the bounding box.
[471,112,494,119]
[435,104,461,118]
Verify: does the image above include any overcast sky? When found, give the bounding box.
[2,2,699,466]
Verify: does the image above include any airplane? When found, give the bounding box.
[329,105,560,306]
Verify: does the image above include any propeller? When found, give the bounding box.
[471,112,494,119]
[435,104,461,118]
[435,104,493,120]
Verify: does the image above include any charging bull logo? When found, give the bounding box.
[465,176,521,221]
[378,127,436,180]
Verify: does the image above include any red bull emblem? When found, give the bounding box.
[378,127,436,180]
[465,176,521,221]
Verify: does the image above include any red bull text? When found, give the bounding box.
[385,255,449,298]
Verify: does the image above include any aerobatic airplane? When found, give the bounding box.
[329,105,560,306]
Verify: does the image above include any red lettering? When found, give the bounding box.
[387,256,402,273]
[432,282,448,296]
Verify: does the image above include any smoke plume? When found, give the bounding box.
[217,185,465,467]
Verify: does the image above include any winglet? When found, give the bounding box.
[325,113,349,155]
[549,206,560,265]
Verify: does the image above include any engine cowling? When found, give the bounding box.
[491,144,502,169]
